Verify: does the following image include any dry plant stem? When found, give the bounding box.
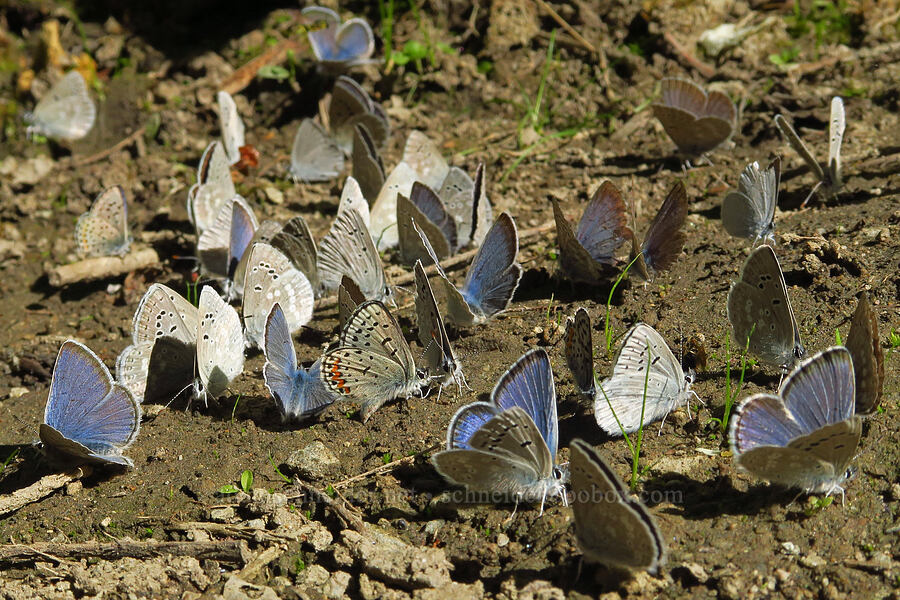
[290,480,365,533]
[47,247,160,287]
[662,32,716,78]
[221,38,308,95]
[233,545,283,581]
[535,0,596,54]
[332,443,440,490]
[0,539,249,566]
[0,467,87,517]
[162,522,299,543]
[313,220,554,311]
[70,127,146,167]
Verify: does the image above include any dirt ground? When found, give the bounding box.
[0,1,898,598]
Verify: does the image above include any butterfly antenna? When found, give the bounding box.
[800,180,823,208]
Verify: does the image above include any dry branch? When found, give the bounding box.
[220,38,309,96]
[0,468,87,517]
[0,539,249,565]
[47,247,159,287]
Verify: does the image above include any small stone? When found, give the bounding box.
[717,574,745,600]
[243,518,266,530]
[100,517,112,528]
[65,481,82,496]
[299,564,329,587]
[413,581,485,600]
[209,507,236,523]
[264,186,284,205]
[678,562,708,584]
[800,552,826,569]
[154,80,181,103]
[285,441,341,480]
[890,483,900,501]
[7,387,28,398]
[342,525,452,589]
[222,576,279,600]
[243,488,287,516]
[774,568,791,583]
[326,571,351,599]
[10,156,54,187]
[423,520,444,540]
[780,541,799,555]
[496,533,509,547]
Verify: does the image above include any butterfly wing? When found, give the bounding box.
[565,307,595,396]
[329,76,373,151]
[289,118,345,182]
[575,180,632,264]
[263,304,335,421]
[217,91,245,164]
[318,207,389,301]
[402,130,450,190]
[29,71,96,140]
[780,347,855,432]
[722,159,780,242]
[331,18,375,65]
[338,275,365,331]
[459,212,523,321]
[338,176,371,230]
[652,79,733,156]
[827,96,845,192]
[569,439,666,573]
[197,286,245,401]
[595,324,687,435]
[242,243,314,349]
[846,292,884,414]
[75,186,131,257]
[41,341,140,466]
[414,260,458,383]
[369,161,417,250]
[267,216,320,294]
[774,114,826,183]
[131,283,199,345]
[397,189,452,265]
[638,181,687,277]
[726,245,803,370]
[189,141,236,233]
[352,123,386,202]
[445,401,500,449]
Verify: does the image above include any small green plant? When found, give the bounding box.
[231,394,242,422]
[834,328,842,346]
[185,281,200,306]
[1,448,19,472]
[269,453,291,484]
[517,29,558,140]
[481,526,491,538]
[52,192,67,211]
[240,469,253,492]
[545,294,555,325]
[141,527,154,538]
[596,343,652,490]
[295,555,307,571]
[768,46,800,67]
[786,0,858,50]
[257,64,292,82]
[888,328,900,349]
[802,495,833,516]
[382,452,393,465]
[325,484,336,498]
[710,329,753,435]
[604,254,642,355]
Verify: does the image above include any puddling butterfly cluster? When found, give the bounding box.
[29,59,882,584]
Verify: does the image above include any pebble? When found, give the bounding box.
[209,507,236,523]
[285,441,341,480]
[342,525,452,589]
[781,541,800,555]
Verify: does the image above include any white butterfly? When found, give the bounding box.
[187,141,236,234]
[26,70,96,141]
[774,96,845,205]
[288,118,345,183]
[217,91,246,165]
[74,186,132,257]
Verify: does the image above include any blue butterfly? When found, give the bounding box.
[432,349,566,508]
[263,303,337,421]
[302,6,375,69]
[417,212,522,326]
[41,340,141,467]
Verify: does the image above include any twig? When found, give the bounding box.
[156,522,299,543]
[313,220,555,311]
[0,539,249,566]
[220,38,309,95]
[535,0,597,54]
[71,127,145,167]
[233,545,283,581]
[289,480,365,533]
[662,32,716,79]
[332,443,440,489]
[47,247,160,287]
[0,467,88,517]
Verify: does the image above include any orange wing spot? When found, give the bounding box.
[328,361,350,394]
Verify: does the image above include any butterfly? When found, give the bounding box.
[317,204,391,303]
[263,303,336,422]
[241,242,315,350]
[729,347,861,496]
[552,180,632,283]
[217,91,246,165]
[352,123,386,202]
[302,6,375,70]
[727,245,804,371]
[74,185,132,257]
[116,283,199,405]
[564,307,595,396]
[116,284,244,407]
[330,76,390,154]
[595,323,695,435]
[774,96,845,205]
[414,260,466,394]
[432,349,566,509]
[187,141,236,234]
[338,275,365,331]
[397,181,458,265]
[288,118,345,183]
[651,78,735,159]
[321,300,428,422]
[845,291,884,415]
[247,216,321,297]
[25,70,96,141]
[629,181,688,281]
[42,340,141,467]
[569,439,666,574]
[197,195,258,298]
[417,213,522,327]
[440,163,493,250]
[721,157,781,246]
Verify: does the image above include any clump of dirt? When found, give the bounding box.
[0,1,898,598]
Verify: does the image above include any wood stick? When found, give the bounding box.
[0,539,249,565]
[71,126,145,167]
[662,32,716,79]
[233,545,283,581]
[313,220,555,311]
[0,467,88,517]
[289,480,365,533]
[332,443,439,489]
[158,521,299,543]
[535,0,597,54]
[220,38,309,96]
[47,247,160,287]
